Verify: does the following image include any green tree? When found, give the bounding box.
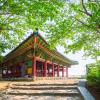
[46,0,100,58]
[87,60,100,86]
[0,0,100,61]
[0,0,64,61]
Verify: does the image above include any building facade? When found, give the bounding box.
[1,32,77,79]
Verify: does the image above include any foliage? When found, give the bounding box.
[87,61,100,87]
[0,0,100,61]
[0,0,64,61]
[45,0,100,58]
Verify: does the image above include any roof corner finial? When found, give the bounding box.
[34,28,38,36]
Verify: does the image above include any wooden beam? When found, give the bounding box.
[44,61,47,77]
[36,57,45,62]
[37,42,69,66]
[37,42,53,57]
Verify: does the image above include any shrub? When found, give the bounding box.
[87,61,100,87]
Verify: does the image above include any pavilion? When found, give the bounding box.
[1,31,78,79]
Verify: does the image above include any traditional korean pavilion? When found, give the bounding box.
[1,31,78,79]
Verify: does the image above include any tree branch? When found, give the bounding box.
[78,10,91,16]
[75,18,89,27]
[75,18,100,36]
[81,0,92,17]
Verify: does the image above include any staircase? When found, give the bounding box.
[3,83,84,100]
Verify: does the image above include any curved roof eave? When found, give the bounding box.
[4,32,78,65]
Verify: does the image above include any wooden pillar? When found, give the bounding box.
[32,56,36,78]
[42,63,43,77]
[44,61,47,77]
[1,67,3,78]
[62,66,64,77]
[6,67,8,77]
[57,65,59,77]
[66,67,68,77]
[54,70,55,77]
[48,68,49,77]
[52,63,54,77]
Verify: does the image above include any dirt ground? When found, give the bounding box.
[0,82,11,91]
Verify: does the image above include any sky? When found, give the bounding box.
[57,46,96,77]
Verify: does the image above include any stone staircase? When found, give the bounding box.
[2,83,84,100]
[35,77,68,80]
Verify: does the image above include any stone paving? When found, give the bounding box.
[2,95,83,100]
[0,79,84,100]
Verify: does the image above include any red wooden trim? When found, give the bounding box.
[44,61,47,77]
[62,67,64,77]
[57,65,59,77]
[52,63,54,77]
[34,37,38,43]
[36,57,45,62]
[32,56,36,77]
[36,56,52,64]
[46,60,52,64]
[66,67,68,77]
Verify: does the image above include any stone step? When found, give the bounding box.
[13,83,77,86]
[11,87,77,90]
[11,86,77,90]
[35,77,68,80]
[11,85,77,87]
[7,89,79,96]
[5,83,84,100]
[7,92,80,96]
[3,95,83,100]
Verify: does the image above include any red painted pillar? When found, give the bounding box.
[57,65,59,77]
[48,68,49,77]
[52,63,54,77]
[6,68,8,77]
[44,61,47,77]
[42,64,43,77]
[62,67,64,77]
[32,56,36,78]
[66,67,68,77]
[54,66,55,77]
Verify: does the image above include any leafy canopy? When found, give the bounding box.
[46,0,100,58]
[0,0,100,61]
[0,0,64,60]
